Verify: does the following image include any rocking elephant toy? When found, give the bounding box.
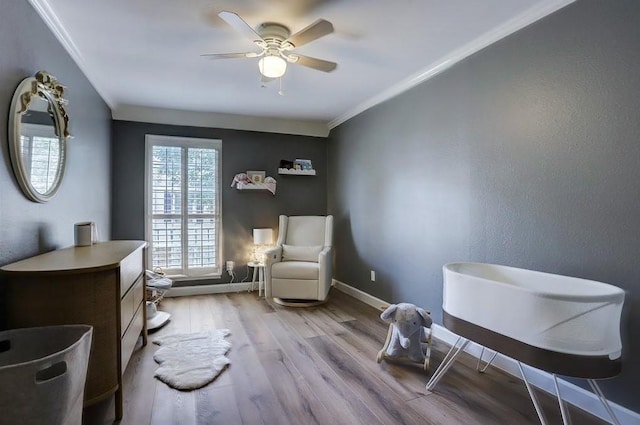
[376,303,433,371]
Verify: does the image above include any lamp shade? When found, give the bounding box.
[253,228,273,245]
[258,55,287,78]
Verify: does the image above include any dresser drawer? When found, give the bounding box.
[121,302,144,371]
[121,275,144,336]
[120,247,143,297]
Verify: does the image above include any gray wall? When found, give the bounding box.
[328,0,640,411]
[0,1,111,266]
[111,120,327,285]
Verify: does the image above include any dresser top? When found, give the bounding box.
[0,240,146,275]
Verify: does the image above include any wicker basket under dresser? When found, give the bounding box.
[0,240,148,421]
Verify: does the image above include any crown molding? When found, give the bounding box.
[112,105,330,137]
[328,0,576,130]
[28,0,115,107]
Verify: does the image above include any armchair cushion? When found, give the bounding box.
[282,244,323,262]
[272,261,319,280]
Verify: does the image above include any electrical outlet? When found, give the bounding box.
[370,270,376,282]
[226,260,234,272]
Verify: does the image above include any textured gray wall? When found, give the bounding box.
[0,1,111,266]
[111,120,327,285]
[328,0,640,411]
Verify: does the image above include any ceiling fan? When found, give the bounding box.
[203,11,337,80]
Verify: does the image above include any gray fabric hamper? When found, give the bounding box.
[0,325,92,425]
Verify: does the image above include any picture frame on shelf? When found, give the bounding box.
[247,170,266,184]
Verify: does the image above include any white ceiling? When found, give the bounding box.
[31,0,573,136]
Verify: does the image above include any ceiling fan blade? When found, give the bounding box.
[201,52,259,59]
[284,19,333,48]
[218,11,264,44]
[290,54,337,72]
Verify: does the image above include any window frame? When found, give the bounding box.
[144,134,223,280]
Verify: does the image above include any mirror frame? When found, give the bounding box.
[8,71,71,203]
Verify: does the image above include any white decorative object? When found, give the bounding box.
[247,170,266,184]
[230,172,251,187]
[232,173,277,194]
[253,228,273,263]
[278,168,316,175]
[253,228,273,245]
[153,329,231,390]
[74,222,95,246]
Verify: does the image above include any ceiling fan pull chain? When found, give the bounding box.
[278,77,285,96]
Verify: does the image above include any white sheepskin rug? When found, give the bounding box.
[152,329,231,390]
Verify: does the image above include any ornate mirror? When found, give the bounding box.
[8,71,71,203]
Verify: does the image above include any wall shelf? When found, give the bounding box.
[278,168,316,176]
[235,182,275,194]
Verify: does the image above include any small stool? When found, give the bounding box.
[248,262,265,297]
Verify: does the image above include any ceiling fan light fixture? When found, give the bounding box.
[258,54,287,78]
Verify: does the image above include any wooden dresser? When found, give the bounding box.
[0,240,147,421]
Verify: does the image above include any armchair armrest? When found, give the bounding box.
[318,246,334,300]
[318,246,332,262]
[264,246,282,265]
[264,246,283,299]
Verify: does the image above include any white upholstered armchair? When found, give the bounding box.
[264,215,333,306]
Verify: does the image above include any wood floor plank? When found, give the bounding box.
[119,339,160,425]
[273,304,326,338]
[83,291,610,425]
[188,294,234,390]
[214,294,294,425]
[188,295,216,332]
[228,292,280,352]
[320,297,356,322]
[263,312,384,425]
[328,289,390,334]
[256,348,338,425]
[302,306,429,403]
[151,384,198,425]
[193,383,242,425]
[307,334,436,425]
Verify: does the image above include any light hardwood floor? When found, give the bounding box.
[84,289,607,425]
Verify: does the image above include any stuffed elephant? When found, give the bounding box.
[380,303,432,362]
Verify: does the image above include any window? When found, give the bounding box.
[20,123,61,193]
[145,135,222,278]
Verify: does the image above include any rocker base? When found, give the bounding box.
[273,297,327,307]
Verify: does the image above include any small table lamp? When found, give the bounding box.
[253,228,273,263]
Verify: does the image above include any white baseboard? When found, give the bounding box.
[332,279,390,311]
[166,282,254,297]
[332,279,640,425]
